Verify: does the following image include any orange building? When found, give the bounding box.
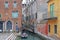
[46,0,60,38]
[0,0,22,32]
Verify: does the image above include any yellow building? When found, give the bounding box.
[45,0,60,38]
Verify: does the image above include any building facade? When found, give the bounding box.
[22,0,37,32]
[46,0,60,38]
[36,0,48,35]
[0,0,22,32]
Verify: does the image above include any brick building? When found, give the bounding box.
[0,0,22,32]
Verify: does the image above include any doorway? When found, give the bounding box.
[0,22,3,32]
[6,21,12,31]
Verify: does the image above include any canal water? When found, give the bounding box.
[16,30,47,40]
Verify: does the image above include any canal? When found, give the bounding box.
[16,30,47,40]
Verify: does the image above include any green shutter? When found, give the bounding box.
[50,4,54,17]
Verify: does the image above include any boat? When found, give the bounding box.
[21,32,28,38]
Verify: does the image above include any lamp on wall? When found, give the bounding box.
[5,13,8,16]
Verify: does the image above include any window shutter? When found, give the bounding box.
[50,4,54,17]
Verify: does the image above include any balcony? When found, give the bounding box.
[44,17,57,20]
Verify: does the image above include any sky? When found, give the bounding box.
[22,0,26,4]
[22,0,32,4]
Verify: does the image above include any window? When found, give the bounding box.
[12,11,18,18]
[50,4,54,17]
[29,15,31,20]
[48,25,50,32]
[16,22,18,24]
[26,16,28,21]
[36,13,37,19]
[0,14,1,17]
[13,1,17,8]
[43,13,47,19]
[5,1,8,8]
[54,25,57,34]
[31,15,34,19]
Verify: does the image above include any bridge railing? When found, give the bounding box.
[6,33,16,40]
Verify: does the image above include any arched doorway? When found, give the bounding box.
[0,22,3,32]
[6,21,12,31]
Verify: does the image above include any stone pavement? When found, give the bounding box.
[0,33,12,40]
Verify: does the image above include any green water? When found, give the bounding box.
[16,31,47,40]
